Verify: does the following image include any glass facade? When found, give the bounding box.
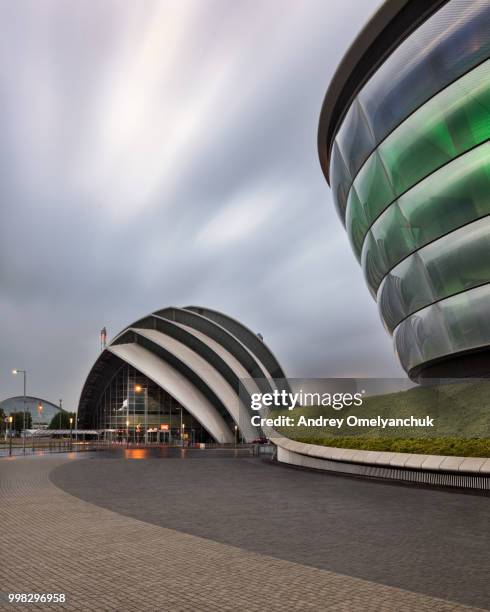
[379,217,490,332]
[362,144,490,293]
[324,0,490,377]
[394,284,490,373]
[94,364,215,444]
[329,0,490,220]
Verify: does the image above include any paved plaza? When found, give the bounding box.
[0,450,488,611]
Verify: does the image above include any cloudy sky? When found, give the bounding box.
[0,0,405,411]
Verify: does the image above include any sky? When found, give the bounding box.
[0,0,405,412]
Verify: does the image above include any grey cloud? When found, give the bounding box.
[0,0,402,411]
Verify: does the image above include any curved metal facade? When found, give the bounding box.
[78,306,287,442]
[319,0,490,380]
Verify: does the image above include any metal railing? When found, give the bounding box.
[0,437,276,458]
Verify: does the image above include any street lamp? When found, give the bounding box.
[12,369,27,453]
[134,385,148,445]
[126,419,130,448]
[69,417,73,449]
[8,416,13,456]
[181,422,185,448]
[234,424,238,448]
[36,402,43,433]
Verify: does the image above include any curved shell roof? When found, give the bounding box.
[78,306,288,442]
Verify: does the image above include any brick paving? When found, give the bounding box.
[0,454,486,611]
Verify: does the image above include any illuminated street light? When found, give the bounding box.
[8,416,13,456]
[37,403,43,429]
[126,419,130,448]
[234,424,238,448]
[134,384,148,445]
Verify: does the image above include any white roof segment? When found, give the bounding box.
[109,342,234,444]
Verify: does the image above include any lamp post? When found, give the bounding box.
[12,369,27,453]
[234,424,238,448]
[180,406,183,447]
[37,402,43,426]
[8,416,13,456]
[69,417,73,449]
[126,419,130,448]
[34,402,43,452]
[135,385,149,445]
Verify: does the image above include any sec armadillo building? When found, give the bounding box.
[78,306,287,443]
[319,0,490,380]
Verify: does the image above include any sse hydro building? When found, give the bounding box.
[319,0,490,381]
[78,306,287,444]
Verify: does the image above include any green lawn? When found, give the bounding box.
[274,380,490,457]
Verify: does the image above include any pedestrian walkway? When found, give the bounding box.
[0,454,485,611]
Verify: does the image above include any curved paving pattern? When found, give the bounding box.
[0,453,488,611]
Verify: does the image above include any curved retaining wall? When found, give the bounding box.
[274,437,490,491]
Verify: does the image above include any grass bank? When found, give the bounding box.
[274,380,489,457]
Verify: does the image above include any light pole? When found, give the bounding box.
[180,406,183,447]
[35,402,43,452]
[37,402,43,427]
[8,416,13,456]
[59,399,63,430]
[69,417,73,449]
[234,424,238,448]
[12,369,27,453]
[135,385,148,445]
[126,419,130,448]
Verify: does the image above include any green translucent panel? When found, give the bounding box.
[362,200,416,292]
[345,187,369,260]
[395,254,434,316]
[378,217,490,332]
[394,284,490,374]
[442,284,490,353]
[392,313,423,373]
[361,231,386,298]
[336,99,376,177]
[379,60,490,196]
[329,141,352,222]
[370,203,415,283]
[393,303,450,373]
[399,143,490,243]
[362,143,490,294]
[358,0,490,146]
[345,61,490,252]
[354,150,395,223]
[378,253,435,332]
[421,216,490,297]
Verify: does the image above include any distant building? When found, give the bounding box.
[78,306,287,443]
[0,396,65,429]
[318,0,490,380]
